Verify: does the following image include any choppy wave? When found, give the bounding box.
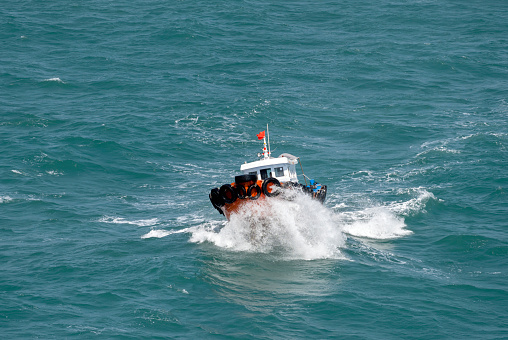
[340,206,411,239]
[141,227,193,239]
[141,229,173,239]
[99,216,159,227]
[390,187,438,216]
[2,0,506,336]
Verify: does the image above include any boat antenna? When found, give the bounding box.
[267,124,271,158]
[298,157,308,186]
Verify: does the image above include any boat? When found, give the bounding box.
[209,127,328,220]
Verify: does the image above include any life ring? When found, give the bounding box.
[262,178,281,197]
[220,184,238,204]
[247,184,261,200]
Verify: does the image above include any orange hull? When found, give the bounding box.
[222,180,269,220]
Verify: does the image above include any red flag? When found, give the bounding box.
[256,131,265,140]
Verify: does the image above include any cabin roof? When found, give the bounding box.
[240,155,298,171]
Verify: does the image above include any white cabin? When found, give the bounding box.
[240,153,299,183]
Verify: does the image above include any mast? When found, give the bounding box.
[256,126,271,160]
[263,134,268,159]
[267,124,271,158]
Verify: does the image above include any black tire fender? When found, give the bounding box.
[247,184,261,200]
[262,178,281,197]
[219,184,238,204]
[236,185,247,199]
[209,188,225,215]
[235,174,258,184]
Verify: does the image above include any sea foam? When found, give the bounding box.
[0,196,13,204]
[100,216,159,227]
[339,188,435,239]
[43,77,64,83]
[340,206,412,239]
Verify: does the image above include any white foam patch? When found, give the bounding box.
[43,77,64,83]
[390,188,437,216]
[1,196,13,204]
[141,227,193,239]
[99,216,159,227]
[189,191,346,260]
[141,229,172,239]
[338,188,435,239]
[415,146,460,158]
[341,206,412,239]
[11,170,22,174]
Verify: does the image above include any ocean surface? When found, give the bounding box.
[1,0,507,338]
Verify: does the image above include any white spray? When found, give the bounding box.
[143,187,435,260]
[190,189,346,260]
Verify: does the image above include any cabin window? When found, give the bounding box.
[260,168,272,180]
[275,167,284,177]
[249,171,257,176]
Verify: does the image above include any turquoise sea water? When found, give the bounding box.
[1,0,507,338]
